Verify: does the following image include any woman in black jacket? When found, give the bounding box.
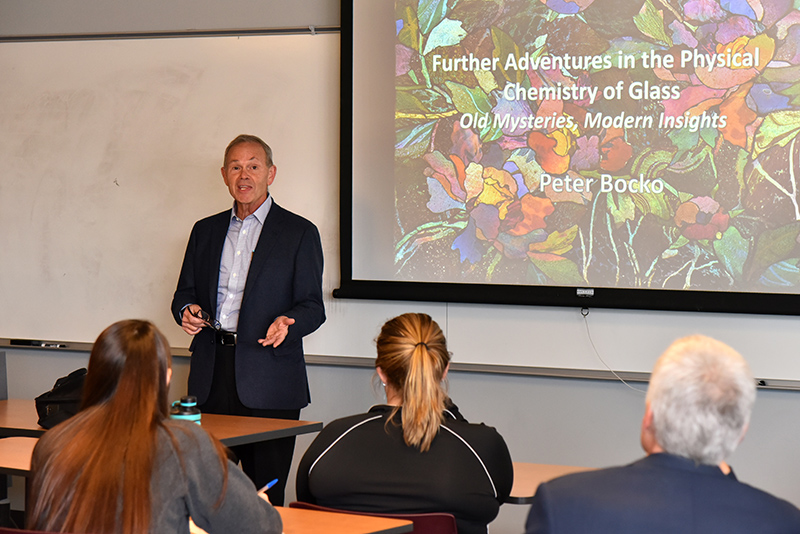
[296,312,513,534]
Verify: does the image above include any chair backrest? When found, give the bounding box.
[289,501,458,534]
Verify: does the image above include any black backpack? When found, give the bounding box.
[34,368,87,429]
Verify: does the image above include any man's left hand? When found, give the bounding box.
[259,316,296,348]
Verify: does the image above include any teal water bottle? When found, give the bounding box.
[170,395,201,424]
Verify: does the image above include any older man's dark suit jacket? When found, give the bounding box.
[171,201,325,410]
[525,453,800,534]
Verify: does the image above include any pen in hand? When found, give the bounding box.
[256,479,278,505]
[259,478,279,493]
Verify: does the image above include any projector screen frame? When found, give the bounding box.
[334,0,800,317]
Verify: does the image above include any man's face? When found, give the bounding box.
[221,141,276,218]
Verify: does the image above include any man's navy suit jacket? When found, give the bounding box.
[171,202,325,410]
[525,453,800,534]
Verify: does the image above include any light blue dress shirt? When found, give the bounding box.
[215,195,273,331]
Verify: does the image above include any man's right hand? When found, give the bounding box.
[181,304,206,335]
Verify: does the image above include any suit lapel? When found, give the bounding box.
[241,203,284,310]
[208,211,231,313]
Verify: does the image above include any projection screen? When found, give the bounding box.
[336,0,800,315]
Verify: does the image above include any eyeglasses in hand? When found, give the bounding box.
[189,307,222,331]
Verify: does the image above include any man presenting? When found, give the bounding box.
[525,334,800,533]
[172,134,325,505]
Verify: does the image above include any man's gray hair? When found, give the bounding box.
[647,335,755,465]
[224,134,273,167]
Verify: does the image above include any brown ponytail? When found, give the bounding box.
[376,313,450,451]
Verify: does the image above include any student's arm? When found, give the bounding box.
[294,416,359,504]
[295,432,323,504]
[485,428,514,503]
[466,423,514,503]
[181,427,282,534]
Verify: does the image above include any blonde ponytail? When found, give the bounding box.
[376,313,450,452]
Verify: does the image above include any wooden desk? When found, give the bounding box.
[0,399,42,438]
[0,437,36,477]
[509,462,595,504]
[200,413,321,447]
[0,399,321,446]
[191,508,412,534]
[277,507,412,534]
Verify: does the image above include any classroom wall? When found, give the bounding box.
[4,2,800,533]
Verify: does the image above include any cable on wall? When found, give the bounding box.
[581,307,646,394]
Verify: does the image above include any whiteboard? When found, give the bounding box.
[2,34,800,381]
[0,34,340,347]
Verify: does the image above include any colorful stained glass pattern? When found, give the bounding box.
[394,0,800,291]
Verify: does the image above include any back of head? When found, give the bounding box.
[646,335,755,465]
[28,319,172,534]
[376,313,450,452]
[82,319,172,414]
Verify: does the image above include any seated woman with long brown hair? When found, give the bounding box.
[27,319,281,534]
[295,313,513,534]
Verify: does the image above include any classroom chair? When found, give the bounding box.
[288,501,458,534]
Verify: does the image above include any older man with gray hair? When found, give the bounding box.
[525,335,800,534]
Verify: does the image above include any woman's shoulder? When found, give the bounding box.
[443,399,467,422]
[158,420,219,458]
[439,415,514,498]
[299,409,388,475]
[156,420,229,487]
[305,408,391,454]
[440,402,502,436]
[441,415,510,453]
[321,407,389,434]
[162,419,210,439]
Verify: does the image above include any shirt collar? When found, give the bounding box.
[230,194,273,224]
[367,404,457,421]
[643,452,726,477]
